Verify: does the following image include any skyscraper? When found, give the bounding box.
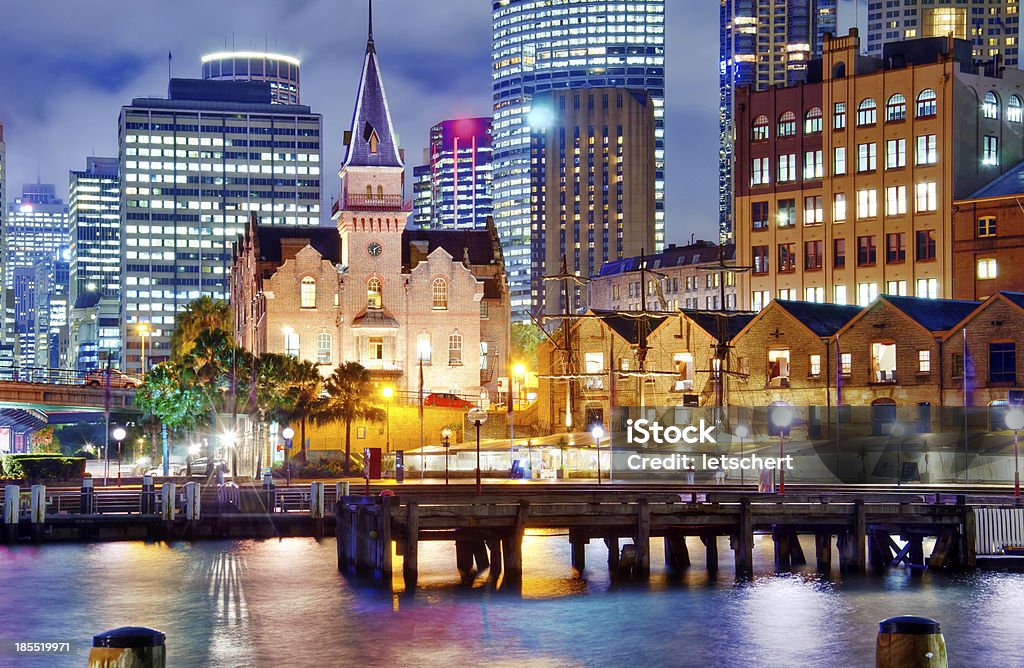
[3,183,69,290]
[531,87,656,315]
[69,157,120,301]
[492,0,665,317]
[412,117,493,230]
[865,0,1020,67]
[201,51,302,104]
[719,0,838,242]
[119,78,322,373]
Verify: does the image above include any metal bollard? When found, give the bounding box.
[30,485,45,542]
[161,483,176,521]
[141,475,155,514]
[81,477,95,514]
[263,473,276,513]
[89,626,165,668]
[4,485,19,543]
[876,616,947,668]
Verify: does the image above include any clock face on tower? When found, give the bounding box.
[367,242,383,257]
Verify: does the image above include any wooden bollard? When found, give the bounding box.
[30,485,46,542]
[140,475,155,514]
[876,616,947,667]
[184,481,200,539]
[89,626,165,668]
[310,482,325,538]
[263,474,276,513]
[161,483,177,521]
[336,481,350,498]
[4,485,19,543]
[81,477,95,515]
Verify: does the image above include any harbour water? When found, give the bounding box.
[0,533,1021,667]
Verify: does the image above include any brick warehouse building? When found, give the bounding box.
[734,29,1024,311]
[232,16,510,404]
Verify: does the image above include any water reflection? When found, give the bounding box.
[0,537,1021,667]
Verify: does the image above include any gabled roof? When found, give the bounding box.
[940,291,1024,341]
[587,309,667,344]
[401,228,500,270]
[1001,291,1024,312]
[881,295,980,333]
[597,241,731,277]
[964,160,1024,199]
[773,300,862,337]
[254,226,341,264]
[682,310,757,342]
[342,3,403,170]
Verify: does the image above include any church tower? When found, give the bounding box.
[334,0,410,373]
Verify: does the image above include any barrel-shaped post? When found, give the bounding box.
[30,485,46,542]
[876,616,947,667]
[161,483,176,521]
[3,485,17,544]
[184,482,201,521]
[90,626,166,668]
[336,481,350,498]
[310,482,325,520]
[81,478,95,515]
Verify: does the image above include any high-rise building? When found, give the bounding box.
[492,0,666,318]
[720,0,838,242]
[865,0,1020,67]
[0,123,8,363]
[734,31,1024,311]
[69,157,120,302]
[531,88,656,315]
[201,51,301,104]
[119,78,322,373]
[35,249,70,369]
[412,117,493,230]
[3,183,69,290]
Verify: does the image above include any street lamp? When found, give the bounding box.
[735,425,749,486]
[137,324,149,375]
[513,363,526,410]
[468,407,489,494]
[381,386,394,453]
[1006,409,1024,497]
[592,425,604,485]
[221,430,237,479]
[282,426,295,487]
[770,406,794,494]
[111,426,127,487]
[441,427,453,486]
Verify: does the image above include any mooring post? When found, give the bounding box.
[704,533,719,572]
[4,485,19,544]
[635,498,651,578]
[403,501,419,587]
[263,473,276,513]
[815,532,832,572]
[140,475,155,514]
[961,504,977,569]
[81,477,95,515]
[735,498,753,577]
[309,481,325,538]
[184,481,200,540]
[161,482,176,541]
[90,626,166,668]
[29,485,45,543]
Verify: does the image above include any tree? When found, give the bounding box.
[315,362,386,474]
[31,426,59,454]
[511,322,546,369]
[170,296,231,360]
[255,353,323,462]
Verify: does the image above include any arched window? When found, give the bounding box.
[983,91,1000,119]
[804,107,823,134]
[365,185,373,198]
[777,111,797,137]
[856,98,877,126]
[432,278,448,310]
[368,129,380,154]
[284,331,300,358]
[916,89,937,117]
[316,333,332,364]
[752,115,769,141]
[300,277,316,308]
[376,185,384,198]
[886,94,906,122]
[367,277,382,309]
[448,332,463,366]
[1010,96,1023,123]
[417,333,432,363]
[832,62,846,79]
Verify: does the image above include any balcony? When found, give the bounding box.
[340,193,408,212]
[359,359,404,377]
[872,369,896,384]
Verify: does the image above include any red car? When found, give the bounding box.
[424,392,475,409]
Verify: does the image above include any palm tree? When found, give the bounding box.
[315,362,386,474]
[254,354,324,464]
[170,296,231,360]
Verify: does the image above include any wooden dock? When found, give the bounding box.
[336,490,992,588]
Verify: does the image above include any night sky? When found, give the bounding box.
[0,1,864,245]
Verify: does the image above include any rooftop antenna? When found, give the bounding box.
[367,0,375,53]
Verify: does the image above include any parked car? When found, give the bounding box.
[186,457,228,476]
[424,392,475,409]
[84,369,143,389]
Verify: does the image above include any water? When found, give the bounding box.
[1,534,1022,667]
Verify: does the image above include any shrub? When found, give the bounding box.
[2,454,87,481]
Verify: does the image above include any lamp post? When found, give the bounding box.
[221,430,237,480]
[735,425,749,486]
[592,425,604,485]
[137,324,149,375]
[468,407,488,494]
[771,406,794,494]
[111,426,127,487]
[441,427,453,486]
[382,386,394,454]
[282,426,295,487]
[1006,409,1024,497]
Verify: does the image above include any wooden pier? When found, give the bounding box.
[336,490,994,587]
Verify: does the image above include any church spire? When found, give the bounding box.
[367,0,375,54]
